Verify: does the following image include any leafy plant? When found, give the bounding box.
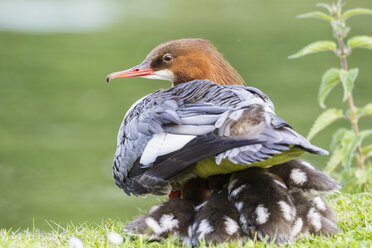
[289,0,372,191]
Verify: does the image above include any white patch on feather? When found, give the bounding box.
[140,133,196,165]
[197,219,214,239]
[255,204,270,224]
[257,232,265,241]
[149,204,163,214]
[159,214,179,232]
[235,202,243,212]
[181,237,191,246]
[180,115,220,125]
[313,197,326,211]
[239,215,247,227]
[278,201,295,222]
[290,168,308,185]
[228,178,238,192]
[142,69,174,81]
[145,217,162,235]
[274,179,287,189]
[291,218,303,238]
[307,208,322,231]
[224,216,239,235]
[230,184,246,198]
[195,201,208,212]
[264,105,275,114]
[300,160,314,169]
[215,153,223,165]
[229,109,244,120]
[165,124,215,135]
[188,225,193,238]
[236,98,264,108]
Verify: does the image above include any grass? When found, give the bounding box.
[0,0,371,233]
[0,193,370,248]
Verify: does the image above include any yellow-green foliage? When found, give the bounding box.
[289,0,372,192]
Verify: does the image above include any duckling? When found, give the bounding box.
[191,192,245,246]
[124,198,195,245]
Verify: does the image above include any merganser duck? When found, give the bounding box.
[106,38,328,197]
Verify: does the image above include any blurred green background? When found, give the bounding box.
[0,0,371,230]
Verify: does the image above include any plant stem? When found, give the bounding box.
[337,37,368,191]
[337,38,365,170]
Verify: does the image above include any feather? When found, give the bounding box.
[112,80,328,195]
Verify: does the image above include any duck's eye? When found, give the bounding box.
[163,54,173,62]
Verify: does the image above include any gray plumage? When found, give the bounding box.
[112,80,328,196]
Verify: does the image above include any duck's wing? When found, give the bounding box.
[113,98,259,195]
[113,80,327,196]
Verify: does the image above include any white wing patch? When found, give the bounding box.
[197,219,214,239]
[224,216,239,235]
[290,168,308,185]
[255,204,270,224]
[140,133,196,165]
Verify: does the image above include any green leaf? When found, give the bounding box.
[354,168,369,184]
[348,36,372,50]
[343,133,362,170]
[362,145,372,159]
[288,41,337,59]
[360,130,372,140]
[362,145,372,155]
[325,146,343,173]
[329,130,366,170]
[330,128,349,150]
[318,68,340,108]
[342,8,372,20]
[363,103,372,116]
[339,68,359,101]
[297,11,333,22]
[330,130,359,170]
[307,108,343,140]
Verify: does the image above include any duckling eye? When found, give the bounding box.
[163,54,172,62]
